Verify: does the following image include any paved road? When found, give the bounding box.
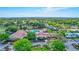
[64,40,78,51]
[32,41,47,46]
[0,42,13,51]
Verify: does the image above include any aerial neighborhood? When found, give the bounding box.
[0,17,79,51]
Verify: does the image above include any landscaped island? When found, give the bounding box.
[0,17,79,51]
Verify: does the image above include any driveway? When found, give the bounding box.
[32,41,47,46]
[64,39,78,51]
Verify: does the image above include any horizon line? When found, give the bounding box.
[0,16,79,18]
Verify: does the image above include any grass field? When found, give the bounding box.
[0,27,6,34]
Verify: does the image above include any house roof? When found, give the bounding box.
[36,32,53,38]
[9,30,26,41]
[70,25,78,29]
[65,33,79,38]
[47,26,57,30]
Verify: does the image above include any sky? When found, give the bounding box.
[0,7,79,17]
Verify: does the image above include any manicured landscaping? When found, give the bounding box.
[0,17,79,51]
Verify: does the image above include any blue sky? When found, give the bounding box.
[0,7,79,17]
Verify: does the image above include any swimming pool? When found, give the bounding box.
[31,29,39,33]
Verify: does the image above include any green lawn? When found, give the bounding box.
[0,27,6,34]
[31,47,48,51]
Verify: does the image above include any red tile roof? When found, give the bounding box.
[9,30,26,41]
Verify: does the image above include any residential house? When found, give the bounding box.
[9,30,27,41]
[65,33,79,38]
[36,31,54,38]
[47,26,58,31]
[70,25,78,29]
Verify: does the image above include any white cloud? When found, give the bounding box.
[37,7,69,15]
[45,7,69,12]
[34,7,70,17]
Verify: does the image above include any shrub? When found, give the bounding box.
[13,38,32,51]
[0,34,9,42]
[58,30,65,36]
[32,47,48,51]
[27,32,36,40]
[48,39,65,51]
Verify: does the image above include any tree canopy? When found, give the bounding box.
[27,32,36,40]
[13,38,32,51]
[5,26,18,34]
[0,34,9,42]
[48,39,65,51]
